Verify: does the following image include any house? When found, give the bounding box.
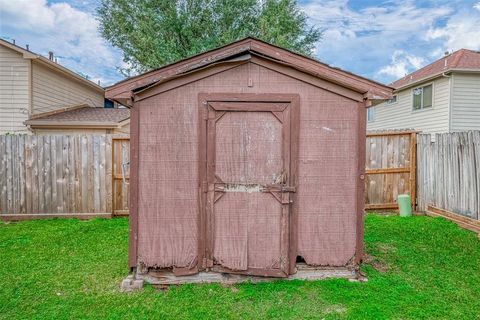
[367,49,480,134]
[106,38,392,284]
[0,38,129,134]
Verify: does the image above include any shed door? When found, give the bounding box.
[203,101,295,277]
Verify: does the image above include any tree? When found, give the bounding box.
[97,0,321,75]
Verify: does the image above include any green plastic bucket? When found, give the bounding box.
[398,194,412,217]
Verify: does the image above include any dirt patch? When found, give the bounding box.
[363,254,389,273]
[376,243,397,254]
[324,304,347,315]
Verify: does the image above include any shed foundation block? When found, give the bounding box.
[120,274,144,292]
[131,265,358,285]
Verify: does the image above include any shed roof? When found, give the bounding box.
[25,105,130,129]
[391,49,480,89]
[106,37,392,105]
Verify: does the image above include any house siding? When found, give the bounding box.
[367,76,451,134]
[450,73,480,131]
[31,61,104,115]
[0,45,30,134]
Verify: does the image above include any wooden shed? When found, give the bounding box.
[106,38,392,284]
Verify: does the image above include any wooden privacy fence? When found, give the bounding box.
[417,131,480,220]
[365,130,417,210]
[0,134,130,217]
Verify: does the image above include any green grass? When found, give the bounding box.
[0,214,479,320]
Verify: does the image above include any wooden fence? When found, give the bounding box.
[417,131,480,220]
[365,130,417,210]
[3,131,478,220]
[0,134,130,217]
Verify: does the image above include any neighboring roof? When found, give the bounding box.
[25,105,130,129]
[106,37,392,104]
[0,38,104,93]
[391,49,480,89]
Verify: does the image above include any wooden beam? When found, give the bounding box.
[366,167,410,174]
[427,205,480,228]
[365,203,399,210]
[1,213,112,221]
[114,210,129,216]
[367,130,418,137]
[409,132,417,209]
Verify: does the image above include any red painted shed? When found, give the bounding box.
[107,38,392,283]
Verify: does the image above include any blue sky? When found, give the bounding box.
[1,0,480,86]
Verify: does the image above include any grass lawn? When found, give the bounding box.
[1,214,479,319]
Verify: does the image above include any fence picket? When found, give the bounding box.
[417,131,480,220]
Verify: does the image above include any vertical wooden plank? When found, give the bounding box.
[99,135,107,212]
[50,136,57,213]
[17,135,26,214]
[74,135,82,213]
[44,136,52,213]
[55,135,64,212]
[5,135,13,213]
[11,135,18,214]
[129,106,140,268]
[68,135,75,213]
[81,135,89,212]
[473,131,480,220]
[105,135,113,214]
[92,135,100,212]
[87,135,95,212]
[37,136,45,213]
[62,135,69,213]
[0,135,6,214]
[31,135,39,214]
[355,102,366,264]
[24,135,32,214]
[410,132,417,210]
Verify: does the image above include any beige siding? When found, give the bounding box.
[0,45,30,133]
[367,76,451,134]
[451,73,480,131]
[31,61,104,115]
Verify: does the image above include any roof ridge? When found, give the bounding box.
[28,104,90,120]
[450,49,466,68]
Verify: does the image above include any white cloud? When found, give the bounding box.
[426,7,480,52]
[301,0,452,82]
[378,50,425,78]
[0,0,123,85]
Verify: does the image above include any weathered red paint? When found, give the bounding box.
[123,40,391,280]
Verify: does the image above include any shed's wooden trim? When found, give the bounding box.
[134,61,247,101]
[197,93,300,276]
[128,105,140,269]
[355,100,367,264]
[107,39,253,98]
[107,38,392,102]
[250,56,364,102]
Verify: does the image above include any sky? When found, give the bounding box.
[1,0,480,87]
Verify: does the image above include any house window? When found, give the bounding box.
[367,107,374,122]
[412,84,433,110]
[386,95,397,104]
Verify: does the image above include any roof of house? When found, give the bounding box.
[0,38,104,93]
[106,37,392,105]
[391,49,480,89]
[25,105,130,129]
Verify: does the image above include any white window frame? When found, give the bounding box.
[386,94,398,105]
[411,83,434,111]
[367,107,375,123]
